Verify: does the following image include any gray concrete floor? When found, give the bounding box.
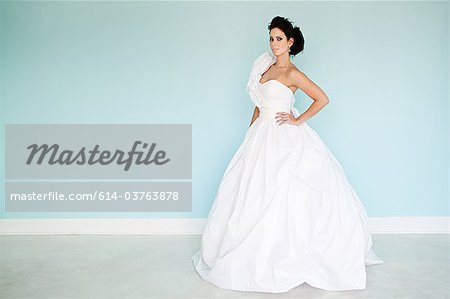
[0,234,448,299]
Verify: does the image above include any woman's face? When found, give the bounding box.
[269,27,293,56]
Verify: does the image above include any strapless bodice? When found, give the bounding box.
[258,79,295,120]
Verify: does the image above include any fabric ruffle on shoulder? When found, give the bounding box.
[245,51,301,118]
[245,51,276,108]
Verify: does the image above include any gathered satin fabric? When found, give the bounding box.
[190,51,384,293]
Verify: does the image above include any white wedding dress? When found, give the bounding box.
[190,51,384,293]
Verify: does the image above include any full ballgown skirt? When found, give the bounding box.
[190,52,384,293]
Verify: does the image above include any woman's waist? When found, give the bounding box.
[259,106,291,119]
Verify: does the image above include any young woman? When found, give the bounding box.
[191,16,384,293]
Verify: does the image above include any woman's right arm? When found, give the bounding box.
[249,106,260,127]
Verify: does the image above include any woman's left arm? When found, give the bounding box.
[290,70,329,125]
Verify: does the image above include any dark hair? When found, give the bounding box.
[268,16,304,57]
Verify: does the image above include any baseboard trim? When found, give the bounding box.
[0,217,448,235]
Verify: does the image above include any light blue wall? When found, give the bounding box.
[0,1,448,218]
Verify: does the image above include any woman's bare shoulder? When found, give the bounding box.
[287,65,329,102]
[288,64,306,77]
[288,66,311,87]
